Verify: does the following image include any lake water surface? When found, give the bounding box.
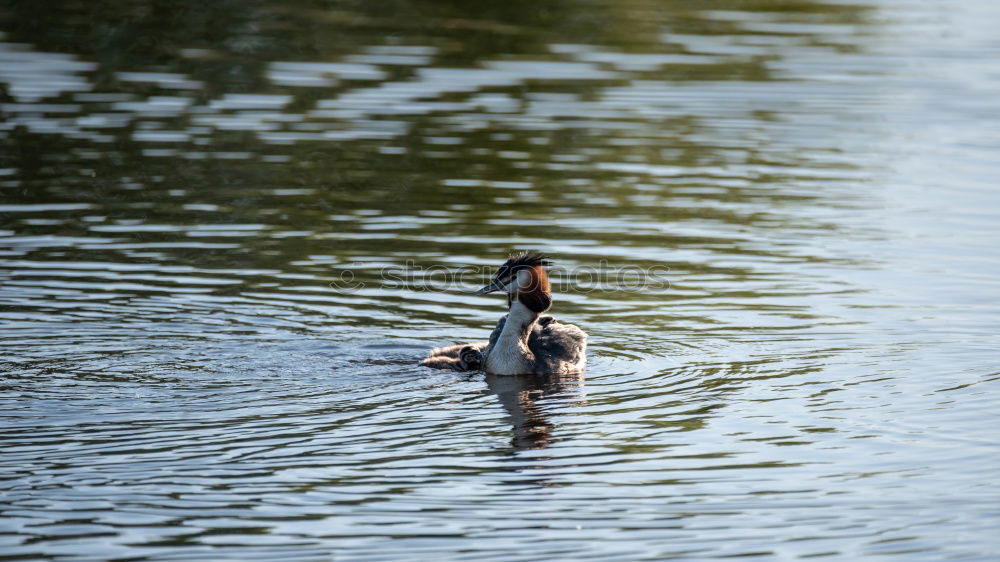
[2,0,999,559]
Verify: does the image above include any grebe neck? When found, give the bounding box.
[486,300,539,374]
[503,300,538,341]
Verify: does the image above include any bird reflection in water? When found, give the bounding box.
[485,372,585,451]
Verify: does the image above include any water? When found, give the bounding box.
[2,0,999,559]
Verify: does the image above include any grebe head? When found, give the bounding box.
[473,251,553,312]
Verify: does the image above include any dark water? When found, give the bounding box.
[2,0,999,559]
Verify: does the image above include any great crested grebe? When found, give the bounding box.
[420,251,587,375]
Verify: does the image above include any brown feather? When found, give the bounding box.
[517,265,552,313]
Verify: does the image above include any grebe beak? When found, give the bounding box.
[473,279,504,296]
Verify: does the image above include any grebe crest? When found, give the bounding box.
[474,250,552,313]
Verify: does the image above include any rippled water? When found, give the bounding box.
[2,0,999,559]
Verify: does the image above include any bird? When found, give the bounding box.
[420,251,587,375]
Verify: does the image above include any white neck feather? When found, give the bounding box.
[486,300,537,375]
